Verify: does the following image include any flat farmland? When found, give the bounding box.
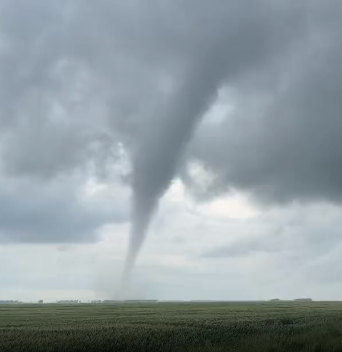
[1,302,342,351]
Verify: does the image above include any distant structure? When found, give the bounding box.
[0,300,22,304]
[125,300,158,303]
[294,298,313,302]
[100,300,158,304]
[56,300,80,304]
[90,300,102,304]
[269,298,280,302]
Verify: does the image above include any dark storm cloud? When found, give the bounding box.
[187,1,342,204]
[0,0,305,178]
[0,176,128,243]
[1,0,342,247]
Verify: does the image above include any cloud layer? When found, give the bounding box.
[188,1,342,204]
[1,0,342,246]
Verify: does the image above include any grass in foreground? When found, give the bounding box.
[1,301,342,351]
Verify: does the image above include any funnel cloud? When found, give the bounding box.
[123,1,305,275]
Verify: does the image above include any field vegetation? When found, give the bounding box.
[1,301,342,351]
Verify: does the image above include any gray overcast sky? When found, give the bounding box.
[1,0,342,301]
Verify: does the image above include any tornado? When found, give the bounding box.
[121,1,280,285]
[121,51,227,285]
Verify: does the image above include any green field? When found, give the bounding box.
[1,302,342,351]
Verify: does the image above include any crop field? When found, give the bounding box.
[1,301,342,351]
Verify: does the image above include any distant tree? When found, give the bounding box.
[294,298,312,302]
[38,300,43,304]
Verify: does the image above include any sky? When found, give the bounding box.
[1,0,342,301]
